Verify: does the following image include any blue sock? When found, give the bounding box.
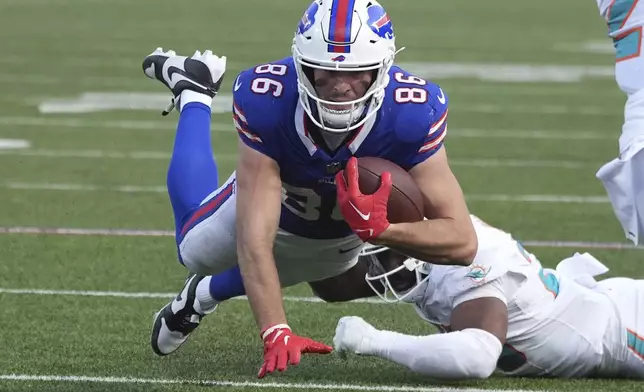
[208,266,246,301]
[166,102,219,237]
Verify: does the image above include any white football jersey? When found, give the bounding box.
[410,215,625,377]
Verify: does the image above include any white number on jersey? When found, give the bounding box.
[249,63,288,97]
[251,78,283,97]
[281,183,343,221]
[393,72,428,104]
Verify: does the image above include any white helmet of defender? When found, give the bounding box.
[360,243,432,303]
[292,0,398,133]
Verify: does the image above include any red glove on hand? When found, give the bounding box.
[335,157,392,242]
[258,324,333,379]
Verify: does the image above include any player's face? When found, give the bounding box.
[312,69,373,110]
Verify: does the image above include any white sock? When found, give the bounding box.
[195,276,218,314]
[180,90,213,112]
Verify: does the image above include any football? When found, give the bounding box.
[355,157,424,224]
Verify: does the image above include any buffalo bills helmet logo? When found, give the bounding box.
[366,5,394,40]
[297,1,319,35]
[331,55,346,62]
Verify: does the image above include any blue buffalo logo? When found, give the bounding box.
[297,1,319,35]
[331,55,346,62]
[366,5,394,40]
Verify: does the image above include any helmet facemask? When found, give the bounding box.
[361,243,432,303]
[292,41,395,134]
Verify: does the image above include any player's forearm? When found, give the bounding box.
[235,143,285,331]
[374,217,477,265]
[365,328,501,380]
[235,177,285,330]
[237,242,287,330]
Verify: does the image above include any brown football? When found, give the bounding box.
[354,157,424,224]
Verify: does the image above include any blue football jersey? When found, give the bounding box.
[232,57,448,239]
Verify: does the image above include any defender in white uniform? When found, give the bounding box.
[334,216,644,379]
[594,0,644,244]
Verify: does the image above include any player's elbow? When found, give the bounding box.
[445,228,477,266]
[454,232,478,266]
[430,216,478,266]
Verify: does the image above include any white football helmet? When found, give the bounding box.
[361,243,432,303]
[292,0,398,133]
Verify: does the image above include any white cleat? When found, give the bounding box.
[150,274,216,356]
[142,47,227,115]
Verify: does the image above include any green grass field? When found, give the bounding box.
[1,0,642,391]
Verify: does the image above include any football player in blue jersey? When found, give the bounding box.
[142,0,477,378]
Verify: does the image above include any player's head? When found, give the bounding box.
[359,243,431,303]
[292,0,397,134]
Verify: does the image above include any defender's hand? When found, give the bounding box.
[336,157,392,242]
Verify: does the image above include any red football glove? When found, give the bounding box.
[335,156,392,242]
[258,324,333,379]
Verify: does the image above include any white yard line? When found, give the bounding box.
[446,84,622,97]
[1,61,616,86]
[0,115,614,140]
[0,55,250,70]
[0,374,536,392]
[0,288,382,304]
[0,182,613,203]
[450,128,612,140]
[450,158,597,169]
[397,62,614,83]
[0,149,172,159]
[0,139,30,150]
[0,75,150,87]
[28,91,618,115]
[0,148,237,161]
[0,227,175,236]
[1,226,642,250]
[460,104,617,116]
[0,149,600,169]
[553,40,614,55]
[0,116,230,131]
[4,182,167,193]
[466,194,609,203]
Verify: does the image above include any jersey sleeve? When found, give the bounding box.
[391,82,449,170]
[231,70,283,162]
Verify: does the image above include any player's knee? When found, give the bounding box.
[182,257,216,276]
[180,248,219,276]
[309,283,353,302]
[178,235,238,276]
[309,278,372,303]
